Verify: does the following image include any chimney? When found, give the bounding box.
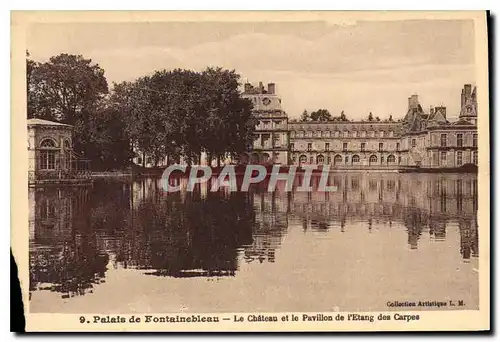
[464,84,472,97]
[244,83,252,94]
[461,88,465,108]
[268,83,276,94]
[258,82,264,93]
[408,94,419,110]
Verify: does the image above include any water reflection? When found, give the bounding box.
[29,173,478,303]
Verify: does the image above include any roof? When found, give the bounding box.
[27,118,72,128]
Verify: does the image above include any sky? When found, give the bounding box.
[27,19,476,121]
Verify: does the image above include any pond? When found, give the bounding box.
[28,172,479,313]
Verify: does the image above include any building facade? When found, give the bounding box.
[240,82,289,165]
[27,118,91,185]
[242,83,478,169]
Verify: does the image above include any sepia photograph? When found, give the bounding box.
[10,10,490,332]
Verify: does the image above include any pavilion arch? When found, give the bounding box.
[39,138,58,170]
[369,155,378,165]
[299,155,308,164]
[316,154,325,164]
[333,154,343,165]
[40,138,57,148]
[351,155,360,164]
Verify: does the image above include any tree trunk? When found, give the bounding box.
[142,152,146,168]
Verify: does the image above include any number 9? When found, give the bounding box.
[79,316,86,323]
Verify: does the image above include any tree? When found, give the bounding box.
[27,53,133,170]
[310,109,332,122]
[300,110,310,122]
[27,53,109,157]
[375,116,381,121]
[388,115,393,122]
[339,110,347,122]
[27,53,108,124]
[368,112,374,121]
[114,67,255,167]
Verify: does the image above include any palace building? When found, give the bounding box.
[240,82,290,165]
[242,82,478,170]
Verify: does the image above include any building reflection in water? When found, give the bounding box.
[29,173,479,299]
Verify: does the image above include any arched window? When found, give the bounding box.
[334,155,343,165]
[387,154,396,164]
[352,155,360,163]
[299,155,307,164]
[39,138,57,170]
[40,138,57,148]
[316,155,324,164]
[369,155,378,164]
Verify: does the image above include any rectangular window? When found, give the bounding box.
[353,131,357,138]
[381,156,384,164]
[309,156,313,164]
[273,134,280,147]
[440,134,447,147]
[440,151,447,166]
[457,133,463,147]
[343,131,348,138]
[396,143,400,151]
[457,151,463,166]
[411,139,416,148]
[343,142,348,151]
[327,156,331,164]
[473,134,477,147]
[379,143,383,151]
[40,151,56,170]
[361,143,366,152]
[380,131,384,138]
[307,143,312,152]
[290,143,294,150]
[325,143,330,151]
[473,151,478,164]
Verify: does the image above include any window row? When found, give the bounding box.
[291,130,395,138]
[437,133,478,148]
[291,142,400,152]
[293,154,399,165]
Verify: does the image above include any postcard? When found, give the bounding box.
[11,10,490,332]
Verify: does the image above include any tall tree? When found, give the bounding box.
[27,53,108,124]
[368,112,374,122]
[310,109,332,122]
[114,67,254,167]
[27,53,134,169]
